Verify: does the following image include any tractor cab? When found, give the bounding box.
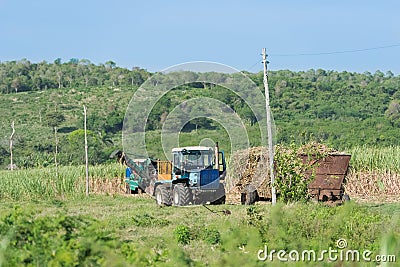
[171,145,225,180]
[172,147,212,173]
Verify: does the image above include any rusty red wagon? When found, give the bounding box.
[301,154,351,202]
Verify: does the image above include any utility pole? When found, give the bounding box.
[262,48,276,205]
[10,121,15,171]
[84,105,89,196]
[54,126,58,179]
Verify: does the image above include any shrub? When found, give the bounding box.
[200,227,221,245]
[174,225,191,245]
[274,144,314,203]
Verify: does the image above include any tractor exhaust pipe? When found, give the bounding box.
[215,142,219,171]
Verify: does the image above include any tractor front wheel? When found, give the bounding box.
[173,184,191,206]
[155,185,172,206]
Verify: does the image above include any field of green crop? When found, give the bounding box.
[347,146,400,173]
[0,163,126,201]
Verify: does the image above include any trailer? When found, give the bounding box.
[240,153,352,205]
[303,153,351,202]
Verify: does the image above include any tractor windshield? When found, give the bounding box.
[181,150,213,170]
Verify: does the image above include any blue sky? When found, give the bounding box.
[1,0,399,73]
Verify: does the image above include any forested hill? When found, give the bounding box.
[1,59,400,168]
[262,69,400,146]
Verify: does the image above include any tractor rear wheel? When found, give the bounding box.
[211,184,226,205]
[155,185,172,206]
[173,184,191,206]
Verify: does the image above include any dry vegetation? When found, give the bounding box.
[225,147,270,204]
[345,171,400,202]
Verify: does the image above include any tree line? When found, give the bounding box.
[0,58,149,93]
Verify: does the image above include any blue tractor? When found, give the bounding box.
[125,143,226,206]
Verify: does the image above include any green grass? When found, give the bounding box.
[0,196,399,266]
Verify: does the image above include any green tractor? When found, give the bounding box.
[125,143,226,206]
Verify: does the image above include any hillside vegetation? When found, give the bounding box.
[1,59,400,168]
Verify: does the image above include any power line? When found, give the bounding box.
[245,43,400,72]
[246,59,261,71]
[270,43,400,57]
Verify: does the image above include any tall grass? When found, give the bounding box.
[347,146,400,173]
[0,163,126,201]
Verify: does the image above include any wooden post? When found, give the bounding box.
[84,105,89,196]
[54,126,59,179]
[262,48,276,205]
[10,121,15,170]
